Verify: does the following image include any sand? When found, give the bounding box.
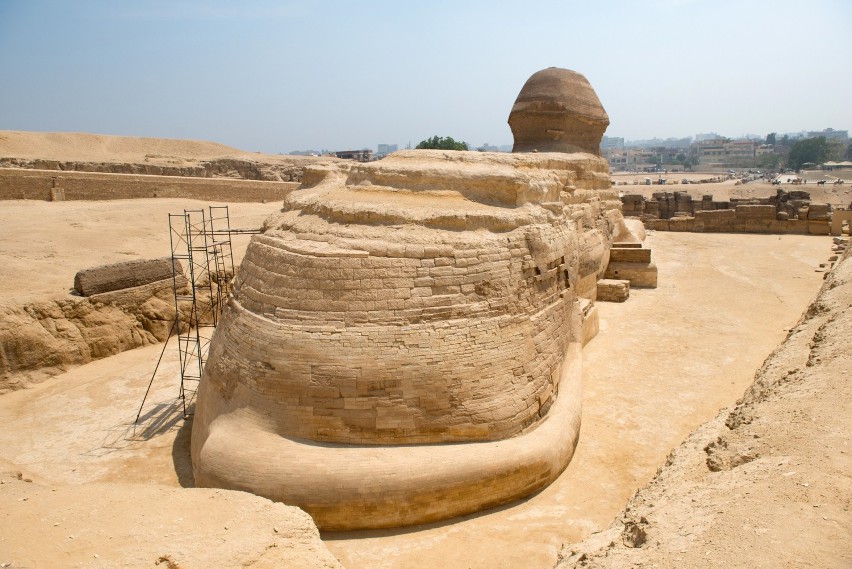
[0,198,282,305]
[0,129,326,167]
[0,195,835,568]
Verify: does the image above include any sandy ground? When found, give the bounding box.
[0,199,282,305]
[557,243,852,568]
[0,129,325,167]
[0,197,834,568]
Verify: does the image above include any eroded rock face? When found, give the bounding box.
[191,149,623,529]
[509,67,609,155]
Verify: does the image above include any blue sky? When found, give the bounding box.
[1,0,850,153]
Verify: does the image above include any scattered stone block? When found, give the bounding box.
[596,279,630,302]
[74,257,181,296]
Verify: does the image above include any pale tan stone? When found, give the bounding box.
[191,72,629,530]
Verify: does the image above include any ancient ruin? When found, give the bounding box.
[622,188,835,234]
[509,68,610,154]
[190,68,645,529]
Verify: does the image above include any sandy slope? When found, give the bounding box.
[0,129,322,166]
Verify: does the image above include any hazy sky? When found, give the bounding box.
[1,0,850,153]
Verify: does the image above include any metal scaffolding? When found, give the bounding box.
[169,206,235,418]
[136,205,261,423]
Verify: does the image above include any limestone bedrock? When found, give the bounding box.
[190,145,632,529]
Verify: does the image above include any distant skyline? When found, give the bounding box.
[1,0,850,154]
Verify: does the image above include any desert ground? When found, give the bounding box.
[0,197,841,568]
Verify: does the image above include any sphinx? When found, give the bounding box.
[191,68,631,530]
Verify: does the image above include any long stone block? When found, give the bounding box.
[74,257,182,296]
[609,247,651,263]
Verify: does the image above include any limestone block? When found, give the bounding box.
[578,298,599,346]
[609,247,651,263]
[668,216,695,232]
[809,220,831,235]
[596,279,630,302]
[604,262,658,288]
[807,203,832,221]
[735,204,776,220]
[74,257,182,296]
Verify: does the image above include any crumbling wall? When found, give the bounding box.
[622,189,832,234]
[0,168,298,202]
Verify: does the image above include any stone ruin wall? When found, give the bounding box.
[622,189,833,235]
[0,156,307,182]
[0,168,298,202]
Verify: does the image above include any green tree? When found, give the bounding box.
[827,139,844,162]
[845,143,852,161]
[415,135,469,151]
[787,137,831,171]
[757,152,781,170]
[765,132,776,146]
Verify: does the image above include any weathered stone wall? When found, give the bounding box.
[0,156,306,182]
[623,189,833,235]
[0,168,298,202]
[211,225,576,444]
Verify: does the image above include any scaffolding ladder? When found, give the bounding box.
[167,206,235,418]
[136,205,263,424]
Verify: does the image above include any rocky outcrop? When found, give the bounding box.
[0,471,342,569]
[509,68,609,155]
[0,274,190,393]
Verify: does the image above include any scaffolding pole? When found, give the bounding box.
[136,205,260,423]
